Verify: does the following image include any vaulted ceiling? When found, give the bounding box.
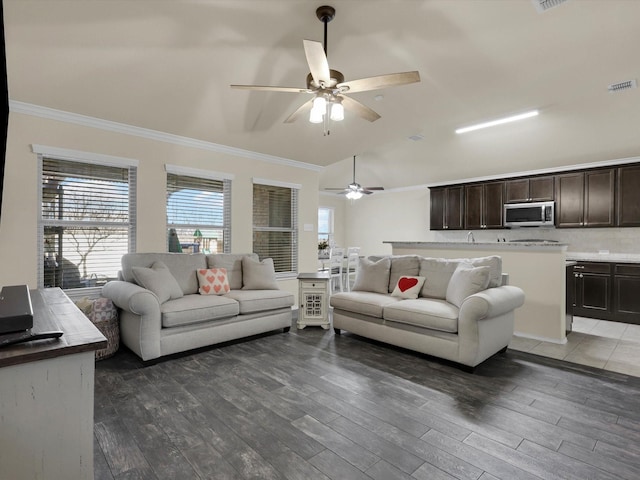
[5,1,640,189]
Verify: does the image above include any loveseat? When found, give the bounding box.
[102,252,294,361]
[330,255,525,370]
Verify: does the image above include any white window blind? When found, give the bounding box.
[39,157,137,289]
[166,173,231,254]
[252,183,298,276]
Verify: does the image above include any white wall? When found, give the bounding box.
[1,111,321,303]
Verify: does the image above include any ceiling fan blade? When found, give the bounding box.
[362,190,375,195]
[284,99,313,124]
[341,96,381,122]
[364,187,385,191]
[303,39,331,87]
[231,84,309,93]
[338,71,421,93]
[325,187,349,191]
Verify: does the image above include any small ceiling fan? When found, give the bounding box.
[325,156,384,199]
[231,5,420,133]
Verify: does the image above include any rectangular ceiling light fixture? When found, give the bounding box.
[455,110,539,135]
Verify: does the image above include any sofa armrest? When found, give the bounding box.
[459,285,525,322]
[102,280,161,317]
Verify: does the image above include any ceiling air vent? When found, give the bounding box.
[532,0,569,13]
[608,79,638,93]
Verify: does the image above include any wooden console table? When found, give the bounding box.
[0,288,107,480]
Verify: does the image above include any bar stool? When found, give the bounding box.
[345,247,360,291]
[329,247,344,293]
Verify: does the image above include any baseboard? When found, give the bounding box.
[513,331,568,345]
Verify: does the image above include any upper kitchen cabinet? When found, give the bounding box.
[430,185,464,230]
[504,176,554,203]
[617,164,640,226]
[555,169,615,227]
[464,181,504,229]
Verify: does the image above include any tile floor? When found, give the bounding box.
[509,317,640,377]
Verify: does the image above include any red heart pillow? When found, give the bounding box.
[391,276,426,299]
[196,267,230,295]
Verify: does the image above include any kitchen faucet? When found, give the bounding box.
[467,231,475,243]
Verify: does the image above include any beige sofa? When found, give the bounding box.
[102,252,294,361]
[330,255,525,370]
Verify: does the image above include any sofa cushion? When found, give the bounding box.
[330,291,402,318]
[224,289,294,314]
[207,253,258,290]
[388,255,421,293]
[352,257,391,294]
[446,263,491,308]
[197,268,230,295]
[391,276,426,299]
[419,257,462,299]
[465,256,502,288]
[160,294,239,328]
[383,298,459,333]
[122,253,207,295]
[242,257,279,290]
[132,261,184,304]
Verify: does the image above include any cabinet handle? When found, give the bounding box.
[579,274,583,278]
[574,265,585,269]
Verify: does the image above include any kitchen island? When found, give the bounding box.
[385,241,569,343]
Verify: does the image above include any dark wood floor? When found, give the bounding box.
[94,326,640,480]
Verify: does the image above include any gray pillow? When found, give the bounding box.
[132,261,184,304]
[242,257,279,290]
[352,257,391,294]
[419,257,461,299]
[467,256,502,288]
[445,263,491,308]
[208,253,257,290]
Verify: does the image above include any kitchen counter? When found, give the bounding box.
[385,240,568,252]
[566,252,640,263]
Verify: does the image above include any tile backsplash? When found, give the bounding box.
[433,227,640,254]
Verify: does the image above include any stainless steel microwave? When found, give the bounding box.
[503,201,555,227]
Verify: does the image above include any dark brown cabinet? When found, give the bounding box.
[429,186,464,230]
[571,261,640,325]
[572,262,612,317]
[613,264,640,325]
[556,169,615,227]
[464,182,504,229]
[617,165,640,226]
[505,176,554,203]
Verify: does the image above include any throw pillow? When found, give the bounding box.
[391,276,426,299]
[445,263,491,308]
[388,255,421,293]
[196,268,230,295]
[352,257,391,294]
[242,257,279,290]
[132,261,184,304]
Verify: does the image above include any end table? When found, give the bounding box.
[297,272,331,329]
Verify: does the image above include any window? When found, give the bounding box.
[39,155,137,290]
[252,179,299,277]
[166,167,231,254]
[318,207,334,248]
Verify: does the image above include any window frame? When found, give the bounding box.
[252,178,300,279]
[165,165,233,255]
[318,206,334,247]
[35,145,138,293]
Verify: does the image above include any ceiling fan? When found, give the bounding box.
[231,5,420,133]
[325,156,384,199]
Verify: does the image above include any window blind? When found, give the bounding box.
[166,173,231,254]
[39,157,136,289]
[252,183,298,276]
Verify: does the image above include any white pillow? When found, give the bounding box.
[352,257,391,294]
[132,261,183,304]
[242,257,279,290]
[445,263,491,308]
[391,276,426,299]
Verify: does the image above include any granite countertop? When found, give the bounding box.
[384,240,569,251]
[566,252,640,263]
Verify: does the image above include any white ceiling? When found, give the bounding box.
[5,0,640,190]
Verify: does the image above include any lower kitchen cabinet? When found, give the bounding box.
[571,261,640,325]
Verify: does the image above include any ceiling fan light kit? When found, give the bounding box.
[230,5,420,135]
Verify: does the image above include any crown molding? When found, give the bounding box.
[10,100,324,173]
